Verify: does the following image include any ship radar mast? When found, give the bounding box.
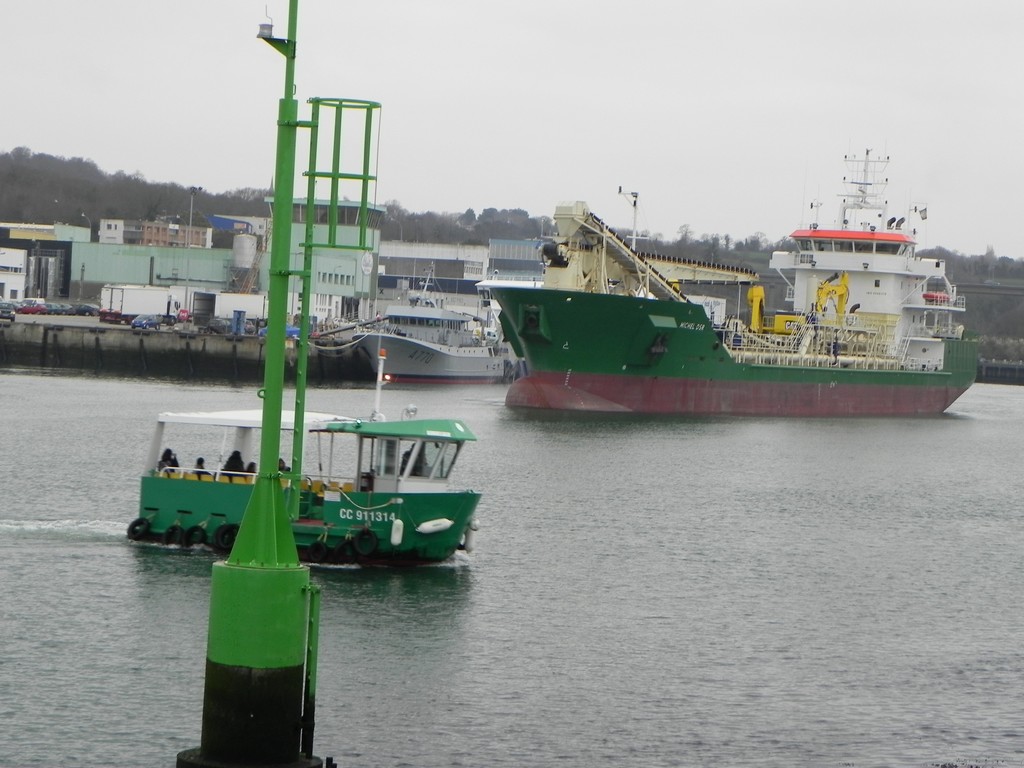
[839,148,890,232]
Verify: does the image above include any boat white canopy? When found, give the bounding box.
[156,409,352,430]
[147,409,354,472]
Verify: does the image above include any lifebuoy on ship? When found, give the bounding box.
[213,523,239,552]
[127,517,151,540]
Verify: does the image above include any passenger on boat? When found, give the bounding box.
[158,448,179,473]
[278,458,290,473]
[245,461,257,475]
[222,450,245,476]
[401,446,426,476]
[194,457,210,477]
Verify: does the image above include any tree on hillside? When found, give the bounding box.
[0,147,270,231]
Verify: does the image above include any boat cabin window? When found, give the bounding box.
[833,240,854,252]
[876,242,901,254]
[853,241,874,253]
[400,439,426,477]
[372,438,399,478]
[366,437,464,481]
[813,240,833,251]
[422,441,461,479]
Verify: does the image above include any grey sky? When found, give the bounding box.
[5,1,1020,256]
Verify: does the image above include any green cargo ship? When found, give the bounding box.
[490,152,977,416]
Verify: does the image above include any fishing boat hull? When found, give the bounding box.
[354,331,512,384]
[492,286,978,417]
[130,476,481,566]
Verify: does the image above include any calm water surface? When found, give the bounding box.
[1,371,1022,768]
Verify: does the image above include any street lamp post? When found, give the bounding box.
[188,186,203,247]
[185,186,203,312]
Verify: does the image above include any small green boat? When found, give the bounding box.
[127,407,481,565]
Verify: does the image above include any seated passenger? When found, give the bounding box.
[222,450,245,475]
[158,448,179,473]
[194,457,210,477]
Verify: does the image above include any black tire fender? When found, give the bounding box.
[354,527,379,557]
[332,539,356,564]
[213,523,239,552]
[127,517,151,541]
[184,525,207,547]
[307,540,329,563]
[162,525,184,546]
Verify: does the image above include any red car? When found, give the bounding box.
[16,301,47,314]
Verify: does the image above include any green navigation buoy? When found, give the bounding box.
[178,2,323,766]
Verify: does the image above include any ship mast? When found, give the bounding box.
[618,186,648,295]
[839,148,890,232]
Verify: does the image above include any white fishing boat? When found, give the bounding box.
[353,265,515,383]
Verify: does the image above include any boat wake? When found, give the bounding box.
[309,549,472,571]
[0,517,126,539]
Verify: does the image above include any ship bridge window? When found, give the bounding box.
[834,241,854,252]
[798,239,813,250]
[813,240,833,251]
[854,242,875,253]
[876,242,901,254]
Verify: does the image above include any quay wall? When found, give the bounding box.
[977,359,1024,386]
[0,321,370,384]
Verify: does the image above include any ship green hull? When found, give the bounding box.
[493,286,978,416]
[129,476,480,565]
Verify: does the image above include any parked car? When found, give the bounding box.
[44,302,73,315]
[203,317,232,334]
[0,301,16,321]
[70,304,100,316]
[200,316,255,334]
[131,314,162,330]
[16,300,47,314]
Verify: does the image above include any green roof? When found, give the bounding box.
[319,418,477,442]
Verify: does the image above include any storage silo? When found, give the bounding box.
[232,233,258,268]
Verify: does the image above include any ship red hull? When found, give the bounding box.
[506,371,970,417]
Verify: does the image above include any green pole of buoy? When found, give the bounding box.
[177,1,323,766]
